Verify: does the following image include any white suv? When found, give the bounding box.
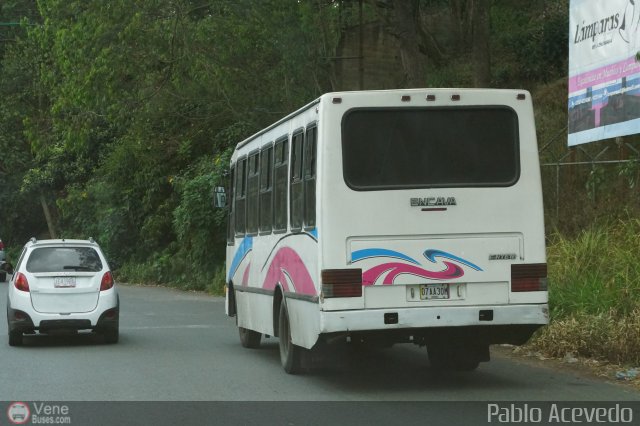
[6,238,119,346]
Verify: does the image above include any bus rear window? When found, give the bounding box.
[341,107,520,190]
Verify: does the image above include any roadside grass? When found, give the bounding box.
[527,309,640,365]
[116,249,227,296]
[526,217,640,365]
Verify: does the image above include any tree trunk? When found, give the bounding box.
[470,0,491,87]
[391,0,427,87]
[40,193,57,239]
[370,0,427,87]
[449,0,470,51]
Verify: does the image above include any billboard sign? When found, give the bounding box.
[569,0,640,146]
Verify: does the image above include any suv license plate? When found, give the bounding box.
[419,283,449,300]
[54,277,76,288]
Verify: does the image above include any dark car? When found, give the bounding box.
[0,239,14,282]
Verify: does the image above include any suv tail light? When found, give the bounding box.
[321,269,362,298]
[100,271,114,291]
[511,263,547,292]
[15,272,30,292]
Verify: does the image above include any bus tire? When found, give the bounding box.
[453,358,480,371]
[239,327,262,349]
[278,302,304,374]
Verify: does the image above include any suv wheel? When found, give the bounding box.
[103,325,119,344]
[8,330,22,347]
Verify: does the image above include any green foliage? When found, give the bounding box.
[491,0,568,86]
[528,217,640,366]
[617,160,639,189]
[547,218,640,318]
[172,151,230,267]
[0,3,49,245]
[117,250,227,294]
[585,166,606,201]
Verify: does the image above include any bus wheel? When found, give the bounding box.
[455,359,480,371]
[278,303,305,374]
[239,327,262,349]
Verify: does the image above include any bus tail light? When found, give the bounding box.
[511,263,547,292]
[321,269,362,298]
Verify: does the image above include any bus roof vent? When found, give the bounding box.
[401,95,411,102]
[517,93,526,100]
[426,94,436,101]
[451,94,461,101]
[332,97,342,104]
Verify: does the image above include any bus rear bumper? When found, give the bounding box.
[319,304,548,344]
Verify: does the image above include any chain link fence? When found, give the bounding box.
[539,128,640,234]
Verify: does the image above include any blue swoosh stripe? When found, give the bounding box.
[423,249,482,271]
[351,248,420,265]
[228,236,253,281]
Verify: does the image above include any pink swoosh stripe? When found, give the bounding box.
[363,261,464,285]
[262,247,316,296]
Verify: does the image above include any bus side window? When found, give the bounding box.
[303,125,317,230]
[246,152,260,235]
[259,144,274,234]
[226,166,236,244]
[273,137,289,233]
[290,130,304,232]
[234,157,247,236]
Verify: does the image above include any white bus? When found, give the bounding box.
[220,88,548,374]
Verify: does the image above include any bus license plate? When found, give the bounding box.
[420,283,449,300]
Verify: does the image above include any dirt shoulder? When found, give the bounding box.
[491,345,640,393]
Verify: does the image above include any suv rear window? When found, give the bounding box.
[341,107,520,190]
[26,247,103,273]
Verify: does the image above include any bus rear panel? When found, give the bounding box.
[225,89,547,373]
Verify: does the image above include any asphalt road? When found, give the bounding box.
[1,282,639,425]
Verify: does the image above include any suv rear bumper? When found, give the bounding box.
[7,289,119,331]
[8,305,119,333]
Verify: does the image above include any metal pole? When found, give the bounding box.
[556,164,560,223]
[358,0,364,90]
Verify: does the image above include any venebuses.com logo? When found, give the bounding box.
[7,402,30,425]
[7,401,72,425]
